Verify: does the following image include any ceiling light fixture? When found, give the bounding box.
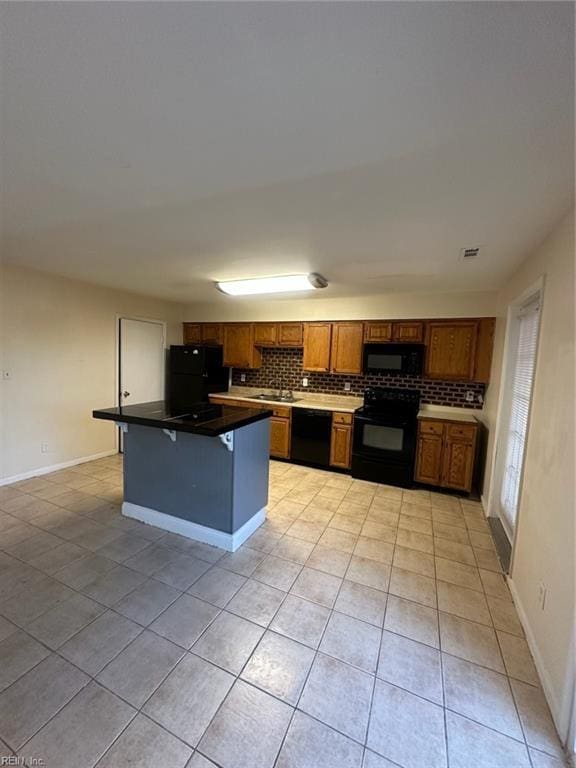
[216,273,328,296]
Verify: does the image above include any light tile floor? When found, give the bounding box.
[0,456,568,768]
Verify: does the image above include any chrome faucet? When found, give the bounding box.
[270,379,283,398]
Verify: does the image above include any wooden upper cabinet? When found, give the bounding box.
[364,321,392,343]
[330,322,364,375]
[473,318,496,384]
[253,322,304,347]
[277,323,304,347]
[303,323,332,372]
[183,323,202,345]
[254,323,278,347]
[223,324,261,369]
[425,321,479,380]
[201,323,223,345]
[393,321,424,343]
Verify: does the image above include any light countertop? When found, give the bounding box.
[417,407,479,424]
[211,388,362,413]
[213,389,482,421]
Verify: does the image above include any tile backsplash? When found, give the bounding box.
[231,347,485,409]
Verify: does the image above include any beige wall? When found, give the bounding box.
[482,210,575,739]
[0,264,183,481]
[182,290,498,322]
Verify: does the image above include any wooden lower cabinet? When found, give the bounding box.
[415,418,478,492]
[441,438,475,491]
[330,412,353,469]
[270,416,291,458]
[415,433,444,485]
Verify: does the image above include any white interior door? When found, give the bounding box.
[119,318,165,406]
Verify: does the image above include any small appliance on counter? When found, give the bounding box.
[351,387,421,487]
[168,345,229,412]
[363,343,424,375]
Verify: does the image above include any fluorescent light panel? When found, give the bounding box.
[216,273,326,296]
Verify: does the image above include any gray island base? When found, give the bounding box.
[119,419,270,552]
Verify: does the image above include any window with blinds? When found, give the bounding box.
[499,296,541,536]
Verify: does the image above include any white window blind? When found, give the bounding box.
[500,297,540,535]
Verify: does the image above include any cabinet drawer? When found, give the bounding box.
[271,406,291,419]
[419,420,444,436]
[446,423,477,441]
[333,412,353,425]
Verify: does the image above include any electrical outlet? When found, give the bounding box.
[41,441,50,454]
[344,382,351,392]
[240,373,246,382]
[302,377,309,387]
[465,391,475,403]
[2,370,11,380]
[538,582,547,610]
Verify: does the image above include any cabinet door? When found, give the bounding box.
[277,323,304,347]
[303,323,332,372]
[425,321,478,380]
[415,434,443,485]
[330,424,352,468]
[183,323,202,345]
[364,322,392,343]
[330,322,363,375]
[254,323,278,347]
[473,318,496,383]
[269,417,290,458]
[201,323,223,345]
[441,438,475,491]
[223,324,261,368]
[393,321,424,343]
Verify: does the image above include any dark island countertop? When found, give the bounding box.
[93,400,272,437]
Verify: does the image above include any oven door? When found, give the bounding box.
[353,413,416,464]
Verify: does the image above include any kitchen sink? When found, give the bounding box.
[248,393,300,403]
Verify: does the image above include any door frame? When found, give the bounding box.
[485,276,544,570]
[115,315,167,452]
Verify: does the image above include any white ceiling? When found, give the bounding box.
[1,2,573,304]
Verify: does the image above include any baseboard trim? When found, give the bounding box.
[0,450,118,486]
[507,576,567,745]
[122,501,266,552]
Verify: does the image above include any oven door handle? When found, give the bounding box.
[355,414,412,428]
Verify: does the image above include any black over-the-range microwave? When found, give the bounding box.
[363,343,425,376]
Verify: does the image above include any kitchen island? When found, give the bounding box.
[92,401,272,551]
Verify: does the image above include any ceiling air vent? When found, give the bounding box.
[459,246,482,261]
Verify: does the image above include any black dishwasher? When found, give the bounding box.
[290,409,332,467]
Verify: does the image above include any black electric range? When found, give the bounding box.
[351,387,421,488]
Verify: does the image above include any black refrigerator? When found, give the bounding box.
[168,345,229,411]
